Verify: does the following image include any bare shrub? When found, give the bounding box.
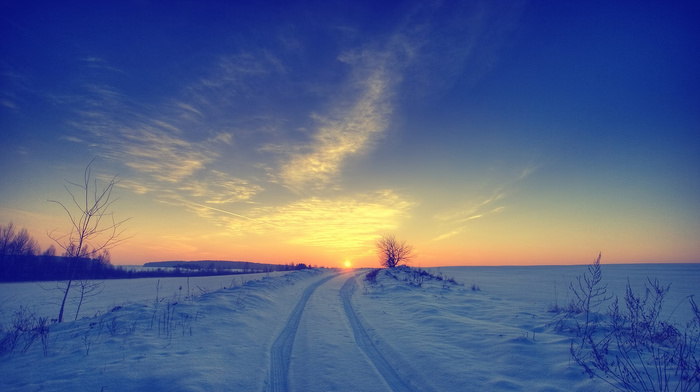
[569,253,613,342]
[158,301,177,340]
[565,255,700,392]
[0,307,51,356]
[364,269,381,284]
[107,317,122,336]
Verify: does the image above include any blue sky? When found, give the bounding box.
[1,0,698,267]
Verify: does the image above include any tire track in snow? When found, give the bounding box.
[341,275,426,392]
[265,273,337,392]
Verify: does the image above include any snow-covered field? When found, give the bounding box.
[0,264,698,391]
[0,271,290,324]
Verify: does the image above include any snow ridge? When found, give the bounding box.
[265,273,338,392]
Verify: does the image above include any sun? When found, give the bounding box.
[344,260,352,268]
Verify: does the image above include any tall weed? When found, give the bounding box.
[562,256,700,392]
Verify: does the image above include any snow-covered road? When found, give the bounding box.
[286,272,388,391]
[266,271,421,392]
[265,272,338,391]
[340,275,430,392]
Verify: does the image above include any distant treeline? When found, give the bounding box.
[2,254,113,282]
[1,222,309,282]
[0,255,309,282]
[143,260,307,273]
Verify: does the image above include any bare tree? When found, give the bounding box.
[42,244,56,258]
[0,222,40,281]
[375,234,414,268]
[0,222,20,264]
[48,159,130,322]
[0,222,40,261]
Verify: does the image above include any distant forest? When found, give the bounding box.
[1,255,309,282]
[143,260,306,273]
[0,222,308,282]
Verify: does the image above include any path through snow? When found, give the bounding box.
[340,275,431,392]
[265,273,337,391]
[267,271,421,392]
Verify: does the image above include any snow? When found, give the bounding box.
[0,272,290,323]
[1,264,698,391]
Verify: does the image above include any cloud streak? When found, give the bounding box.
[178,171,263,204]
[432,164,539,242]
[179,200,282,230]
[65,59,265,210]
[277,67,392,191]
[432,195,507,242]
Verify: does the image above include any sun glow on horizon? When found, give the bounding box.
[344,260,352,268]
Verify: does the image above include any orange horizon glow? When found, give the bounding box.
[3,210,696,271]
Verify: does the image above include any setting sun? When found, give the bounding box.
[344,261,352,268]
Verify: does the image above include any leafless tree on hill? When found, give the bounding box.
[375,234,414,268]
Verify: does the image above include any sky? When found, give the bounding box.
[1,0,698,268]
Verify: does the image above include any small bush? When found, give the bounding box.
[107,317,122,336]
[0,307,51,356]
[563,255,700,392]
[364,269,381,284]
[548,301,580,315]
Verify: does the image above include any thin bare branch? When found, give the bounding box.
[47,159,130,322]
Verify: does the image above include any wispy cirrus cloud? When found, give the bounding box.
[432,205,506,242]
[1,99,18,110]
[269,1,520,193]
[183,51,286,114]
[0,69,33,112]
[109,125,260,204]
[276,67,392,191]
[434,192,506,224]
[178,170,263,204]
[432,207,507,242]
[118,126,211,183]
[432,191,507,242]
[432,164,539,241]
[65,58,264,207]
[80,56,125,74]
[270,26,424,192]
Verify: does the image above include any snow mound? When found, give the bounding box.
[354,266,597,391]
